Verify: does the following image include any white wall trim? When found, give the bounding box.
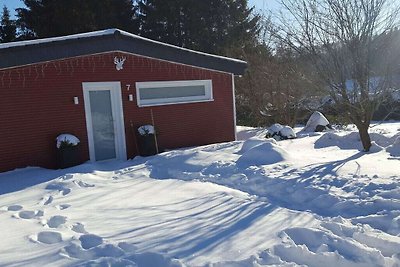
[231,74,237,141]
[82,81,127,162]
[136,79,213,107]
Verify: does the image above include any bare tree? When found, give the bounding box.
[275,0,400,151]
[232,14,322,127]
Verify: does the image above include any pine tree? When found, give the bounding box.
[0,6,17,43]
[16,0,138,39]
[135,0,260,54]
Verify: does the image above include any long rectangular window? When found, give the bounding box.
[136,80,213,107]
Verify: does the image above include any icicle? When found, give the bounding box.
[22,68,26,88]
[52,62,58,75]
[8,71,12,87]
[92,56,96,73]
[35,66,39,81]
[81,57,85,72]
[70,60,75,76]
[42,63,48,78]
[1,71,5,87]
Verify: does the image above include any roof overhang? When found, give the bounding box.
[0,29,247,75]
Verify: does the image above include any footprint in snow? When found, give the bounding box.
[61,243,125,260]
[41,195,54,205]
[61,174,74,180]
[61,188,71,196]
[71,222,87,233]
[45,182,71,196]
[15,210,43,219]
[7,205,23,211]
[73,180,95,188]
[79,234,103,249]
[118,242,138,253]
[56,204,71,210]
[31,231,63,244]
[46,215,67,228]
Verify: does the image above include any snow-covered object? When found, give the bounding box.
[138,125,155,136]
[56,134,80,148]
[267,123,283,137]
[237,141,289,167]
[280,126,296,139]
[239,137,278,154]
[315,131,397,152]
[387,136,400,157]
[266,124,296,140]
[303,111,330,132]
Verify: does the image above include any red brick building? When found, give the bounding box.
[0,29,246,172]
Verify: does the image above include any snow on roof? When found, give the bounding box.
[0,29,115,49]
[0,28,246,64]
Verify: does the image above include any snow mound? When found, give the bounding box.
[387,136,400,157]
[56,134,80,148]
[315,131,398,151]
[303,111,330,132]
[237,141,290,167]
[239,137,278,154]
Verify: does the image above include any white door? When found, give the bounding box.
[82,82,127,162]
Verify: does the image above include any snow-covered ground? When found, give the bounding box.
[0,122,399,267]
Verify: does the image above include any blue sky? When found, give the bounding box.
[0,0,280,17]
[0,0,22,15]
[249,0,280,12]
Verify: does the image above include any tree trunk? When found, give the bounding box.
[357,124,372,151]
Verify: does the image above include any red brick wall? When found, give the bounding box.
[0,52,235,172]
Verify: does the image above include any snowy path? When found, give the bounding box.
[0,122,399,266]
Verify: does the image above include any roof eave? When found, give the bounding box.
[0,30,247,75]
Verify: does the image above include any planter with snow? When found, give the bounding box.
[137,125,157,156]
[56,134,81,169]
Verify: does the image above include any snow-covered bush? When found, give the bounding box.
[303,111,332,132]
[387,136,400,157]
[138,125,155,136]
[56,134,80,149]
[265,123,296,141]
[280,126,296,139]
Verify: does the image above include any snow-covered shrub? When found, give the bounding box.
[138,125,155,136]
[303,111,332,132]
[56,134,80,149]
[280,126,296,139]
[387,136,400,157]
[265,123,296,141]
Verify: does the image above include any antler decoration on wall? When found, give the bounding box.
[114,56,126,71]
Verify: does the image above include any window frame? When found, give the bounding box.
[135,79,213,107]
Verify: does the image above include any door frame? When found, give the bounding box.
[82,81,127,162]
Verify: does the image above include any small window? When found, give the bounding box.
[136,80,213,107]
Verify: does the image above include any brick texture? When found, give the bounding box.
[0,52,235,172]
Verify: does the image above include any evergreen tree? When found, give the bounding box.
[135,0,260,54]
[16,0,138,39]
[0,6,17,43]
